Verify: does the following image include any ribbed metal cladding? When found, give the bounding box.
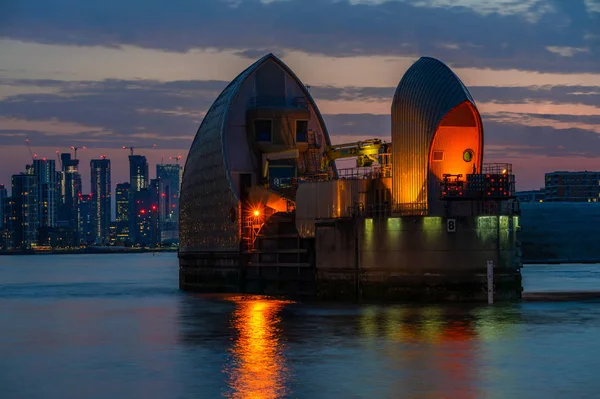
[179,54,331,254]
[391,57,481,214]
[179,61,252,253]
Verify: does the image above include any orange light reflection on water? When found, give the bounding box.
[225,297,292,399]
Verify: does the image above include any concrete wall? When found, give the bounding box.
[317,216,520,272]
[359,216,519,273]
[520,202,600,262]
[315,215,522,301]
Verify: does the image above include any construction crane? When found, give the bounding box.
[25,138,37,161]
[320,139,391,171]
[70,145,86,160]
[122,144,157,156]
[161,155,182,164]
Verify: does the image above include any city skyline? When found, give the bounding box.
[0,148,183,197]
[2,150,181,249]
[1,0,599,192]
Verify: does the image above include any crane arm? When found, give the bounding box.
[25,138,36,161]
[321,139,390,170]
[123,144,157,156]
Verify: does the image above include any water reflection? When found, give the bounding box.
[224,296,292,399]
[356,305,520,399]
[178,295,526,399]
[359,305,517,343]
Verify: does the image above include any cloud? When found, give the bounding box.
[546,46,590,57]
[2,77,600,147]
[0,78,227,149]
[405,0,556,22]
[2,75,600,191]
[469,86,600,107]
[1,0,599,73]
[584,0,600,14]
[313,84,600,108]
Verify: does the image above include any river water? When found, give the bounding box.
[1,254,599,399]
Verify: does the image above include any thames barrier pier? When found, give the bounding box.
[179,54,522,302]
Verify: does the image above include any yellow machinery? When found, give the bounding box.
[320,139,391,171]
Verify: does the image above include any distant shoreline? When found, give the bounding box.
[524,259,600,265]
[0,247,178,256]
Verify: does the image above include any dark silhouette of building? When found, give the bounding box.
[11,174,38,249]
[115,182,130,244]
[0,184,6,230]
[0,184,8,249]
[38,226,78,248]
[32,159,58,229]
[78,193,93,245]
[129,155,148,192]
[132,187,158,246]
[544,171,600,202]
[157,163,180,244]
[90,158,111,243]
[59,153,81,232]
[108,221,118,246]
[128,155,149,244]
[516,189,545,202]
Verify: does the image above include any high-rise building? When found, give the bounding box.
[59,153,82,230]
[78,193,94,245]
[129,155,149,192]
[128,155,149,244]
[132,187,158,247]
[90,158,111,243]
[0,184,6,230]
[116,183,130,222]
[115,183,130,245]
[108,222,118,246]
[11,174,38,249]
[0,185,7,249]
[156,163,181,244]
[33,159,58,228]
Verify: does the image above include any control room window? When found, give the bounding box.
[432,151,444,161]
[296,120,308,143]
[255,120,272,142]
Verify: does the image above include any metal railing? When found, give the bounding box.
[337,165,392,180]
[392,203,428,216]
[481,163,512,175]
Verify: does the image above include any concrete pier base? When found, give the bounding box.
[314,215,522,302]
[179,214,523,302]
[179,252,242,292]
[317,269,522,302]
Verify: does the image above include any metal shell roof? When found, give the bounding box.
[179,53,331,253]
[392,56,477,142]
[391,56,483,212]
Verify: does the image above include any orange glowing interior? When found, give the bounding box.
[429,101,483,183]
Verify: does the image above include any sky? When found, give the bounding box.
[1,0,599,194]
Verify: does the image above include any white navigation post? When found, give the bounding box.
[487,260,494,304]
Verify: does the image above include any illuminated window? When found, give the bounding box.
[463,149,474,162]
